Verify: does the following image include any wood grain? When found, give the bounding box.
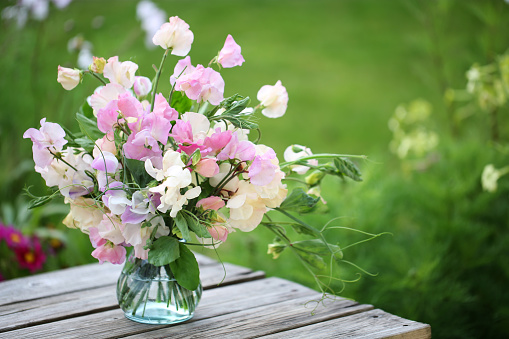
[0,261,264,333]
[259,308,432,338]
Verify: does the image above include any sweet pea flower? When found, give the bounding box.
[283,144,318,175]
[122,215,169,259]
[94,214,126,245]
[175,65,225,105]
[89,83,128,115]
[93,132,117,158]
[63,197,104,233]
[208,224,229,242]
[90,56,106,74]
[23,118,67,168]
[257,80,288,118]
[123,129,162,162]
[217,132,256,162]
[102,182,131,215]
[248,146,278,186]
[133,76,152,97]
[152,16,194,56]
[91,242,126,265]
[103,56,139,89]
[121,191,156,224]
[218,34,245,68]
[170,56,195,85]
[57,66,81,90]
[197,196,225,211]
[209,163,240,193]
[226,180,267,232]
[195,158,220,177]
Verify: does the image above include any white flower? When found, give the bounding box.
[146,150,202,217]
[63,197,104,233]
[481,164,509,192]
[257,80,289,118]
[152,16,194,56]
[226,180,267,232]
[57,66,81,90]
[103,56,138,89]
[283,144,318,175]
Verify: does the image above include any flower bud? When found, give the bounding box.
[133,76,152,97]
[57,66,81,90]
[305,170,325,186]
[267,243,286,259]
[90,56,106,74]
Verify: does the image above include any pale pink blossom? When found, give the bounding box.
[208,225,229,242]
[248,148,278,186]
[195,158,220,177]
[57,66,81,90]
[217,133,256,162]
[93,132,117,158]
[152,93,178,121]
[175,65,225,105]
[257,80,288,118]
[23,118,67,168]
[122,215,169,259]
[133,76,152,97]
[91,243,126,265]
[89,83,128,115]
[95,214,125,245]
[209,163,240,193]
[103,56,138,89]
[218,34,245,68]
[197,196,225,211]
[204,128,232,155]
[102,182,131,215]
[152,16,194,56]
[170,56,195,85]
[123,129,162,162]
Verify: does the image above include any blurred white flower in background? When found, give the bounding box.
[136,0,167,49]
[1,0,72,29]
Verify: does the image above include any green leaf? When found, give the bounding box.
[334,157,362,182]
[184,213,211,238]
[125,158,152,188]
[223,96,250,115]
[148,236,180,266]
[280,188,320,213]
[75,137,96,153]
[169,243,200,290]
[218,115,258,130]
[80,101,94,119]
[174,212,191,242]
[297,251,327,271]
[28,195,53,209]
[293,239,343,259]
[290,223,316,236]
[76,113,104,141]
[170,91,193,114]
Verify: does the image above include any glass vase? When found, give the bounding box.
[116,251,202,325]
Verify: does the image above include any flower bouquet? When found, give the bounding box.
[24,16,371,324]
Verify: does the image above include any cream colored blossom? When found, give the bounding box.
[57,66,81,90]
[103,56,138,89]
[152,16,194,56]
[257,80,288,118]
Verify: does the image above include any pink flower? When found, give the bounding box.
[93,132,117,158]
[152,93,178,121]
[103,56,138,89]
[195,158,220,177]
[248,147,278,186]
[92,151,118,173]
[14,237,46,273]
[257,80,288,118]
[123,129,162,163]
[197,196,225,211]
[152,16,194,56]
[218,34,245,68]
[217,133,256,162]
[3,225,29,249]
[133,76,152,97]
[208,225,229,242]
[57,66,81,90]
[23,118,68,168]
[170,56,195,85]
[175,65,225,105]
[91,243,126,265]
[89,83,128,114]
[204,129,232,155]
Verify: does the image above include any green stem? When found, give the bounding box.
[279,154,367,169]
[151,49,170,112]
[87,71,107,86]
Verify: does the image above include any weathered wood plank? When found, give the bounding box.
[259,308,432,339]
[0,278,349,338]
[124,295,373,339]
[0,253,220,307]
[0,261,264,333]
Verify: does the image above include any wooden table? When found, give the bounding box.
[0,254,430,338]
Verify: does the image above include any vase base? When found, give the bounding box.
[123,303,195,325]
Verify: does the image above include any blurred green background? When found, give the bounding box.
[1,0,509,337]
